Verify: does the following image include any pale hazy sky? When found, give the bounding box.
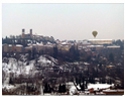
[2,3,124,40]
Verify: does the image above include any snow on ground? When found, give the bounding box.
[25,61,35,75]
[46,55,58,64]
[66,82,114,95]
[103,89,124,92]
[2,55,56,87]
[87,83,113,90]
[38,56,51,64]
[4,55,111,94]
[2,84,16,90]
[38,55,56,66]
[3,76,10,85]
[25,66,32,75]
[3,57,37,75]
[66,82,80,95]
[69,86,77,95]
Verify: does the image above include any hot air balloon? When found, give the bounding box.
[92,31,98,38]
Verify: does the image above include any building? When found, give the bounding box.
[22,29,33,39]
[106,45,120,49]
[3,44,23,53]
[2,44,9,52]
[88,39,113,45]
[15,44,23,52]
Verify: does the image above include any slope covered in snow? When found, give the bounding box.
[2,54,58,87]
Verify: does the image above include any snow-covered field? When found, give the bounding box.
[66,82,113,95]
[87,83,114,90]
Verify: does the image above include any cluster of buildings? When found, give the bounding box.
[77,39,120,51]
[2,29,55,53]
[2,29,121,54]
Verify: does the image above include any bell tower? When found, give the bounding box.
[22,29,25,38]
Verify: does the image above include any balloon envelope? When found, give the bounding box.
[92,31,98,38]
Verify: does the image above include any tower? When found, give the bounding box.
[22,29,25,34]
[30,29,32,36]
[22,29,25,38]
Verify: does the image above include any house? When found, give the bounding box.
[15,44,23,52]
[3,44,9,52]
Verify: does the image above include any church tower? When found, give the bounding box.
[22,29,25,38]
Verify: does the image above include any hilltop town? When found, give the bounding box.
[2,29,124,95]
